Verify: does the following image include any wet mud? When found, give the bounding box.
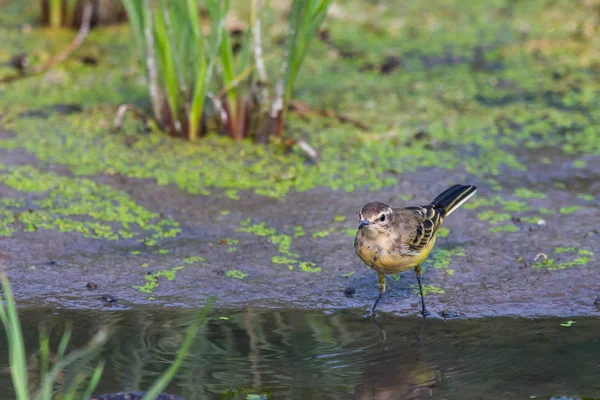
[1,144,598,318]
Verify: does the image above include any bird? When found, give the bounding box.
[354,184,477,318]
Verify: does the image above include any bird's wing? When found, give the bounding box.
[401,206,443,253]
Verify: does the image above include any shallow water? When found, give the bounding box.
[1,308,599,399]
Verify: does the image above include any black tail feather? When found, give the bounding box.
[430,184,477,218]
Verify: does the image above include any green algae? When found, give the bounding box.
[559,205,583,214]
[437,227,450,238]
[423,248,465,275]
[132,266,185,293]
[299,261,321,273]
[237,219,321,272]
[560,320,576,328]
[410,284,445,296]
[501,200,530,213]
[183,256,206,264]
[342,228,356,237]
[513,188,546,199]
[396,194,413,201]
[520,216,542,224]
[577,194,595,202]
[271,256,297,265]
[478,210,512,224]
[533,247,595,271]
[554,247,576,254]
[0,164,180,241]
[489,224,519,233]
[312,231,329,238]
[226,270,248,279]
[293,226,306,237]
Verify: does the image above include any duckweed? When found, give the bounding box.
[533,247,595,270]
[559,206,583,214]
[183,256,206,264]
[226,270,248,279]
[132,266,186,293]
[0,164,180,242]
[423,248,465,274]
[410,284,445,296]
[437,227,450,238]
[514,188,546,199]
[577,194,595,202]
[489,224,519,233]
[238,220,320,273]
[312,231,330,238]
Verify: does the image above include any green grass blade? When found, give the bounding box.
[81,360,105,400]
[283,0,331,109]
[39,330,50,382]
[153,1,180,133]
[49,0,62,28]
[188,58,207,141]
[141,299,214,400]
[0,274,29,400]
[56,325,72,360]
[188,0,226,140]
[61,374,84,400]
[121,0,147,70]
[36,329,108,400]
[207,0,237,125]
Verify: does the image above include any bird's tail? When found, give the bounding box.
[430,184,477,218]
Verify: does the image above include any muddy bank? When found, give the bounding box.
[1,145,599,318]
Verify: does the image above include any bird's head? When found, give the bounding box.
[358,202,393,234]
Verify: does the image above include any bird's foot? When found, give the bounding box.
[364,310,377,319]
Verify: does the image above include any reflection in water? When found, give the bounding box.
[0,308,599,399]
[354,318,440,400]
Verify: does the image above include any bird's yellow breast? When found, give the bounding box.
[355,232,437,274]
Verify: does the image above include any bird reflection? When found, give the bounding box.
[354,318,440,399]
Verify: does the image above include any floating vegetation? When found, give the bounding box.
[532,248,595,271]
[132,266,186,293]
[410,284,445,296]
[183,256,207,264]
[423,248,465,275]
[0,164,180,242]
[237,219,321,272]
[226,270,248,279]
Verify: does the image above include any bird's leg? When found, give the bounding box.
[415,265,430,318]
[366,272,386,318]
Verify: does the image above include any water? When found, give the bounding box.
[1,308,599,399]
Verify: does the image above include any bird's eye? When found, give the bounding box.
[380,214,386,222]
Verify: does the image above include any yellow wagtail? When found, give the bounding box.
[354,184,477,318]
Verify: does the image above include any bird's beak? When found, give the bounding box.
[358,219,370,230]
